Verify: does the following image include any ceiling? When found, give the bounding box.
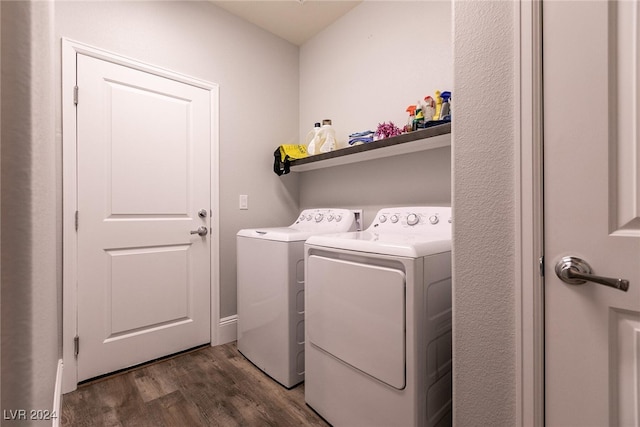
[210,0,362,46]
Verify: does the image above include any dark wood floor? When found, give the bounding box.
[61,342,328,427]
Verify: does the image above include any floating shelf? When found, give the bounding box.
[289,123,451,172]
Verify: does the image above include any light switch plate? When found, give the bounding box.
[239,195,248,210]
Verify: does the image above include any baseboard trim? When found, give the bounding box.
[217,315,237,345]
[52,359,63,427]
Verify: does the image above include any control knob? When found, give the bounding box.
[407,213,419,226]
[429,215,439,225]
[390,215,399,223]
[315,213,324,222]
[379,214,387,223]
[335,214,342,222]
[327,214,335,222]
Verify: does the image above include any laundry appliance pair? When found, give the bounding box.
[237,206,452,427]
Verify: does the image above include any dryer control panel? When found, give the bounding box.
[370,206,452,236]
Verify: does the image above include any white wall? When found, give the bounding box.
[0,2,522,424]
[1,1,59,423]
[301,1,452,144]
[452,1,516,425]
[299,1,452,222]
[54,1,301,319]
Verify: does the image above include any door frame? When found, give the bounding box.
[514,1,544,426]
[61,38,221,393]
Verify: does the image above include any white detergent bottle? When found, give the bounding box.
[305,122,322,155]
[319,119,337,153]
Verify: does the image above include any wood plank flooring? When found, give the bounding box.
[61,342,328,427]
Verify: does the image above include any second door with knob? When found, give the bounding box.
[544,1,640,424]
[76,53,211,382]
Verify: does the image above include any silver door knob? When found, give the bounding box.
[555,256,629,292]
[190,226,208,237]
[198,209,208,218]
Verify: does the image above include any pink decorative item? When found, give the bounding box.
[375,122,403,140]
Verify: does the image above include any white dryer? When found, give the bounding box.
[304,207,452,427]
[237,208,359,388]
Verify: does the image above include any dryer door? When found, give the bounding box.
[307,255,406,389]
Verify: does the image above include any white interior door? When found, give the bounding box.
[76,53,211,381]
[544,1,640,425]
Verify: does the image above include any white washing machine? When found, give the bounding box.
[304,206,452,427]
[237,208,360,388]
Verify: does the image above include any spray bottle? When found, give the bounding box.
[305,122,322,155]
[405,105,417,132]
[319,119,337,153]
[439,91,451,120]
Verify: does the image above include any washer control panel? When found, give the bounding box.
[293,208,361,232]
[370,207,452,234]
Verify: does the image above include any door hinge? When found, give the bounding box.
[75,210,79,231]
[74,335,79,358]
[539,256,545,277]
[73,85,79,105]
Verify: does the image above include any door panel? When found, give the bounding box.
[108,80,191,215]
[613,310,640,426]
[108,245,190,335]
[612,0,640,236]
[544,1,640,425]
[77,53,211,381]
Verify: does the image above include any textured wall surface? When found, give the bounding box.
[1,1,59,424]
[452,1,517,425]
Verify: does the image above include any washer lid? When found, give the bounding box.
[237,227,320,242]
[306,231,451,257]
[237,208,359,242]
